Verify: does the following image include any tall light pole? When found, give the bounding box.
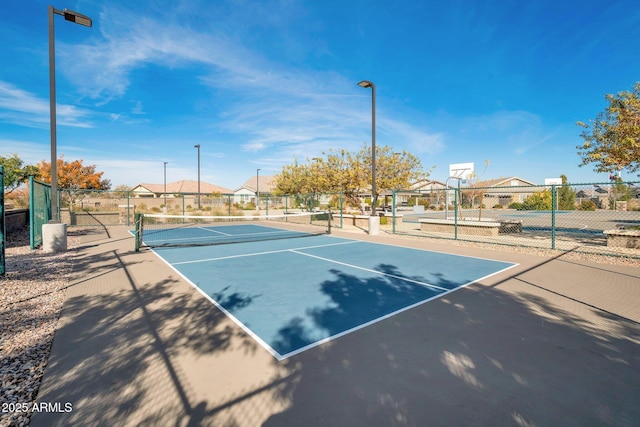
[163,161,168,211]
[256,168,261,211]
[49,5,92,223]
[194,144,201,209]
[357,80,376,216]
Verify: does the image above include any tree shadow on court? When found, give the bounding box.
[28,234,640,426]
[272,264,461,356]
[262,261,640,427]
[30,245,260,427]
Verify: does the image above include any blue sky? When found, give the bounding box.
[1,0,639,190]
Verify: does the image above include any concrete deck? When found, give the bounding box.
[31,226,640,426]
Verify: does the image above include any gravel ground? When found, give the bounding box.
[0,226,637,426]
[1,229,75,427]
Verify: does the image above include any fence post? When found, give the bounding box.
[127,191,130,226]
[392,190,396,234]
[340,192,343,229]
[29,176,35,250]
[454,187,459,240]
[0,166,4,275]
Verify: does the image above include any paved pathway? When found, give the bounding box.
[31,226,640,426]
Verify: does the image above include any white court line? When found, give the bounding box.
[289,249,450,292]
[172,239,362,265]
[151,239,519,361]
[278,261,518,360]
[198,225,232,236]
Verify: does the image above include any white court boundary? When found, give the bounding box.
[150,235,519,360]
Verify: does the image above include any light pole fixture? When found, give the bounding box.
[49,5,92,223]
[194,144,201,209]
[256,168,261,211]
[163,162,168,210]
[357,80,376,216]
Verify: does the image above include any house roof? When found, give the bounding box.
[133,180,233,194]
[236,175,276,193]
[410,179,450,191]
[474,176,537,187]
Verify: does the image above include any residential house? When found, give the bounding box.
[233,175,276,206]
[464,177,537,207]
[131,180,233,198]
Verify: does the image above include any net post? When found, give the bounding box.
[134,213,143,252]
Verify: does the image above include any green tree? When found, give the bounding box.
[577,82,640,176]
[522,189,552,210]
[557,174,576,210]
[113,184,132,198]
[0,154,39,193]
[273,145,427,213]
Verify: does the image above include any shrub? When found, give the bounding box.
[521,190,552,210]
[578,200,597,211]
[508,202,523,210]
[493,204,503,209]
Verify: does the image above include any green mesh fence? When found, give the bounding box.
[29,176,52,250]
[389,181,640,257]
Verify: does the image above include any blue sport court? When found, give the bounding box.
[139,217,517,360]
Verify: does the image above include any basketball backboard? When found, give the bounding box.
[449,162,475,181]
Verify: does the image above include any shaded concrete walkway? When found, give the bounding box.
[31,226,640,426]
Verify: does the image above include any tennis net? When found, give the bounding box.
[134,211,331,250]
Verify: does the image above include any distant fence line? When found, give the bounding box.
[387,182,640,257]
[15,180,640,257]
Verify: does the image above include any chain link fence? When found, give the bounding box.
[22,181,640,257]
[388,181,640,257]
[29,177,52,250]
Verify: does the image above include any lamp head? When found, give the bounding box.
[62,9,92,27]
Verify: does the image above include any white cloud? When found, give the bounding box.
[0,81,93,129]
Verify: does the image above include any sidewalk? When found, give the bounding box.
[31,226,640,426]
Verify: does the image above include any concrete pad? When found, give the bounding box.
[31,226,640,426]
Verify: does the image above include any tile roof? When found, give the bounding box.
[134,180,233,194]
[238,175,276,192]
